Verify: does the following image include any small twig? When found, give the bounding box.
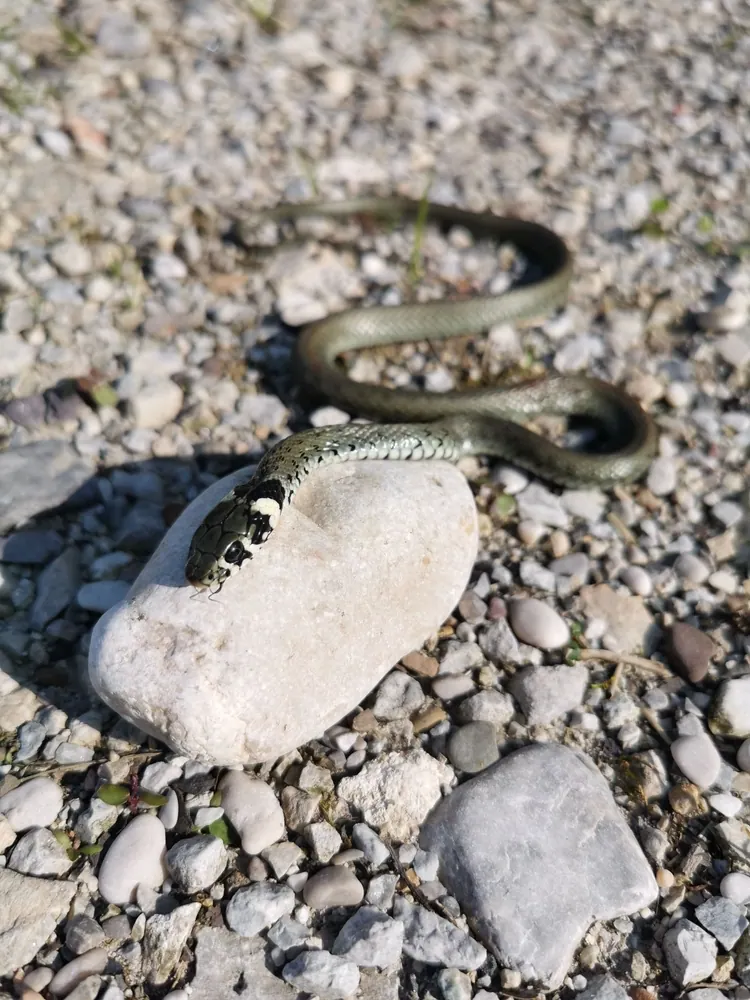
[641,706,672,745]
[11,749,163,785]
[407,179,432,285]
[606,511,637,545]
[577,647,673,679]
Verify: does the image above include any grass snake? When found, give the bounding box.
[186,197,658,591]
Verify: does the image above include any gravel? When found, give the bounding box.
[0,0,749,995]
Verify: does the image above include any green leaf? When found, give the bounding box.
[97,783,129,806]
[569,620,583,639]
[697,214,714,233]
[78,843,104,856]
[649,196,669,216]
[493,494,516,519]
[209,790,223,808]
[566,646,581,664]
[208,817,231,845]
[53,829,73,850]
[90,383,119,409]
[139,790,168,807]
[639,221,666,239]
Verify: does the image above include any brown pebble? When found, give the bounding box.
[656,868,675,889]
[668,782,708,817]
[400,651,439,678]
[630,989,657,1000]
[487,596,507,620]
[666,622,716,683]
[352,709,378,733]
[412,704,448,734]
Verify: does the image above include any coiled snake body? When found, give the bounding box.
[186,197,658,591]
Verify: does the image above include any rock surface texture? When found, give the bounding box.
[420,743,658,987]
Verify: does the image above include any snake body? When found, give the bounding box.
[186,197,658,591]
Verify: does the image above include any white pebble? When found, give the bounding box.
[721,872,750,905]
[508,598,570,651]
[674,553,710,586]
[0,777,63,832]
[219,771,284,855]
[708,793,743,818]
[98,814,167,905]
[671,733,721,790]
[48,948,108,996]
[621,566,652,597]
[737,739,750,772]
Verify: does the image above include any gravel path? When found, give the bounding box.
[1,0,750,998]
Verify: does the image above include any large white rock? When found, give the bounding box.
[89,461,477,766]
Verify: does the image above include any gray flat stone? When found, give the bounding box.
[189,927,300,1000]
[0,441,93,534]
[0,868,76,977]
[694,895,748,949]
[420,743,657,988]
[662,918,717,986]
[393,897,486,970]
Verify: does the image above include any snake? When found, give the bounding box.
[185,196,658,592]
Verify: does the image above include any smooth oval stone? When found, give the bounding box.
[508,598,570,651]
[98,814,167,905]
[219,771,285,855]
[0,777,63,832]
[737,739,750,773]
[48,949,108,996]
[671,734,721,790]
[446,722,500,774]
[303,866,365,908]
[89,461,477,765]
[667,623,716,684]
[721,872,750,905]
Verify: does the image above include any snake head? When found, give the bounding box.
[185,537,251,591]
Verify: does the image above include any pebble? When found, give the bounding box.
[218,771,285,854]
[29,547,80,630]
[708,792,743,817]
[332,906,404,968]
[662,919,717,985]
[9,827,72,876]
[516,484,569,528]
[508,599,570,650]
[77,580,131,613]
[671,733,722,789]
[263,841,304,878]
[130,379,184,430]
[420,743,657,988]
[720,872,750,905]
[737,739,750,772]
[90,462,477,765]
[306,821,343,862]
[267,915,312,951]
[578,976,629,1000]
[0,442,92,535]
[351,824,390,866]
[0,530,64,564]
[694,895,749,949]
[98,814,167,906]
[0,777,63,832]
[511,665,588,726]
[48,949,108,996]
[666,623,715,683]
[620,566,652,597]
[372,671,425,720]
[456,689,515,728]
[96,12,152,57]
[166,835,227,893]
[710,676,750,738]
[225,883,295,937]
[394,897,486,971]
[338,748,453,841]
[143,903,201,986]
[446,722,500,773]
[49,241,92,278]
[674,553,711,586]
[282,950,360,999]
[303,866,365,908]
[65,914,107,955]
[14,721,47,760]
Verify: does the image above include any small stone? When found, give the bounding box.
[30,547,80,629]
[401,651,438,677]
[511,665,587,725]
[0,441,93,536]
[694,895,748,949]
[366,874,398,909]
[671,733,721,789]
[282,950,359,999]
[166,835,227,893]
[130,380,184,430]
[508,598,570,650]
[0,868,76,977]
[97,12,152,56]
[737,739,750,772]
[666,623,715,683]
[708,792,743,817]
[332,906,404,968]
[646,457,677,496]
[579,585,655,655]
[516,484,569,528]
[338,748,452,842]
[48,949,108,996]
[225,883,295,937]
[143,904,200,986]
[351,824,390,866]
[710,676,750,738]
[674,553,711,585]
[267,915,312,951]
[621,566,652,597]
[9,827,72,876]
[303,866,364,908]
[668,783,708,817]
[577,975,629,1000]
[306,821,343,863]
[65,915,106,955]
[98,814,167,906]
[446,722,499,773]
[77,581,131,613]
[262,841,304,879]
[50,242,92,278]
[0,530,64,564]
[720,872,750,905]
[39,128,72,158]
[0,777,63,832]
[394,897,486,971]
[662,918,717,985]
[456,689,515,728]
[372,671,425,721]
[219,771,285,854]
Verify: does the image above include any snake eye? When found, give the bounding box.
[223,541,245,565]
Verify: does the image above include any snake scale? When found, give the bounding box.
[185,197,658,591]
